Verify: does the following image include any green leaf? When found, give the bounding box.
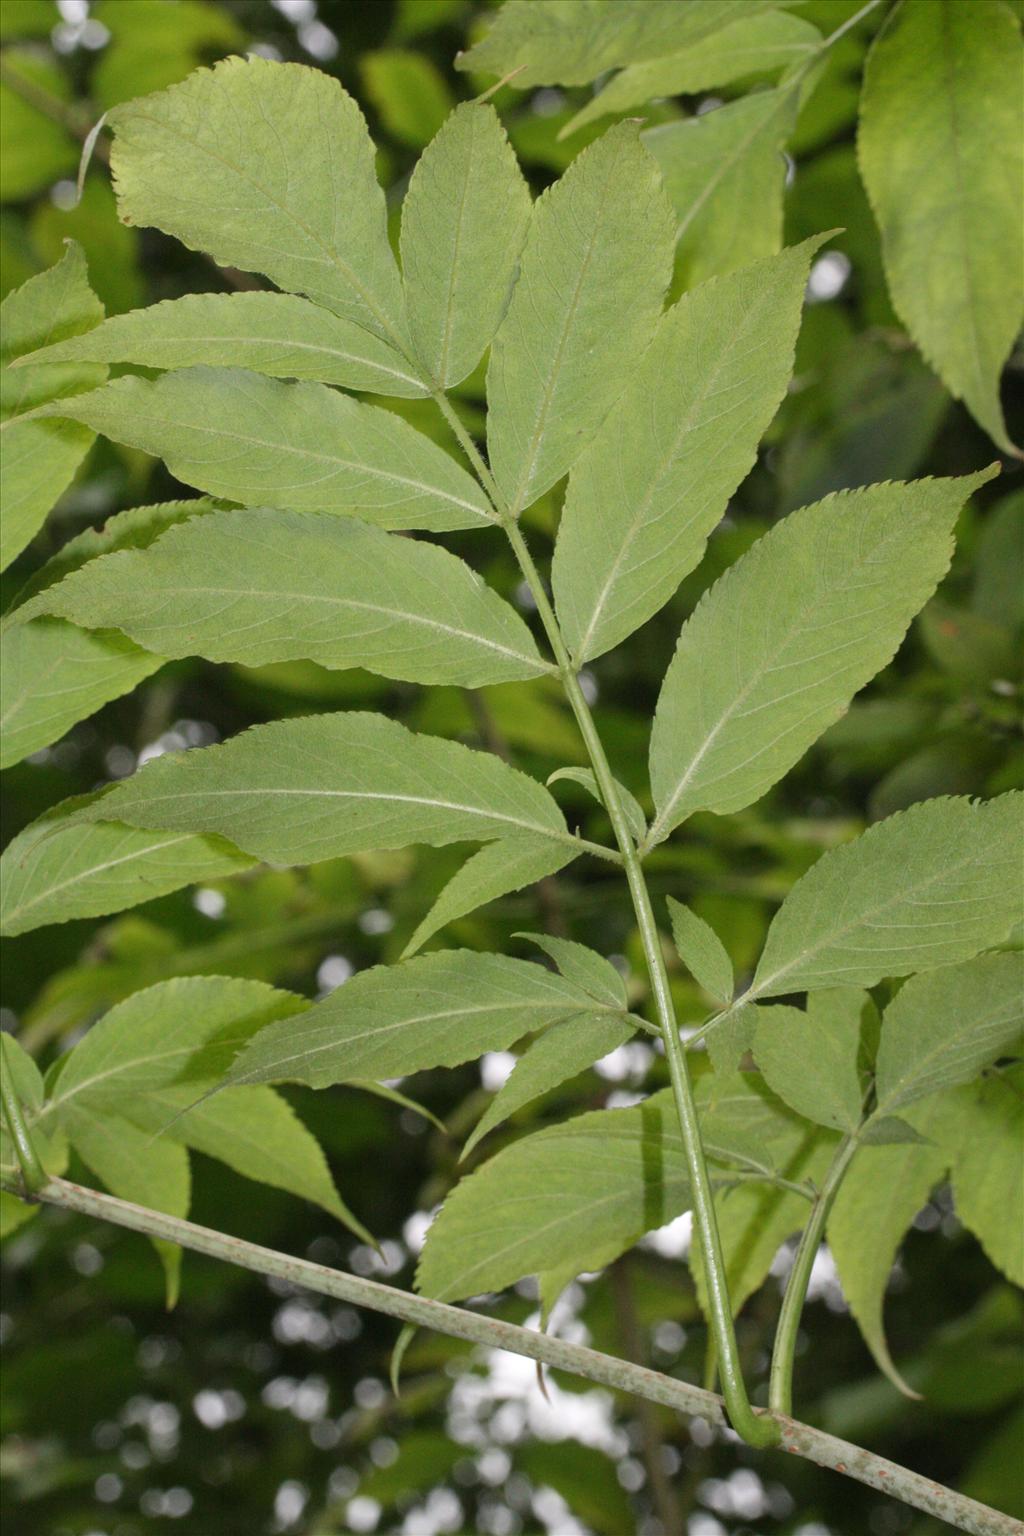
[1,243,105,570]
[667,897,734,1006]
[828,1108,950,1393]
[647,471,996,842]
[92,0,244,110]
[552,240,822,662]
[546,767,646,843]
[65,1108,191,1304]
[753,993,864,1133]
[0,617,160,769]
[33,507,548,687]
[643,88,798,291]
[417,1089,693,1300]
[109,56,410,347]
[7,499,217,619]
[858,0,1024,452]
[486,123,674,515]
[16,291,430,398]
[945,1067,1024,1287]
[0,1036,67,1206]
[0,793,254,937]
[124,1084,372,1244]
[874,953,1024,1116]
[561,11,821,136]
[401,838,575,959]
[41,369,493,532]
[67,712,572,866]
[361,48,455,149]
[228,949,627,1088]
[517,933,627,1009]
[462,1011,637,1159]
[973,489,1024,628]
[400,103,532,389]
[45,976,308,1117]
[751,793,1024,998]
[457,0,807,87]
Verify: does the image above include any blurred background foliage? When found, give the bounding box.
[1,2,1021,1534]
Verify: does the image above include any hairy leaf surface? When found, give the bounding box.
[0,794,253,937]
[109,56,410,345]
[401,103,532,389]
[486,123,674,514]
[229,950,628,1088]
[858,0,1024,451]
[68,713,572,866]
[647,472,995,841]
[34,508,547,687]
[750,793,1024,998]
[553,241,820,663]
[42,369,493,531]
[1,243,106,570]
[874,953,1024,1116]
[17,291,429,398]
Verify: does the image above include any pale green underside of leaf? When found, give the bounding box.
[753,995,863,1133]
[518,933,628,1010]
[643,88,797,292]
[17,291,430,398]
[750,792,1024,998]
[1,242,106,570]
[828,1102,950,1393]
[486,123,674,514]
[122,1083,370,1241]
[418,1088,693,1301]
[109,56,411,346]
[546,767,646,844]
[462,1011,636,1158]
[7,499,218,619]
[401,838,575,959]
[0,793,253,937]
[62,1107,190,1303]
[457,0,807,87]
[562,11,821,137]
[42,368,493,532]
[0,1039,67,1221]
[400,102,532,389]
[0,618,161,770]
[648,471,995,842]
[45,975,308,1117]
[943,1066,1024,1288]
[874,952,1024,1116]
[66,711,571,869]
[553,240,820,664]
[667,897,734,1006]
[858,0,1024,453]
[229,949,627,1089]
[33,507,547,688]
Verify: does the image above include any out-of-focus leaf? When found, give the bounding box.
[361,49,454,148]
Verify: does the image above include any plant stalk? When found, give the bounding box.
[4,1173,1016,1536]
[1,1035,47,1195]
[769,1134,859,1415]
[433,389,778,1448]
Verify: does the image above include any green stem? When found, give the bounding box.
[1,1036,46,1195]
[769,1135,859,1416]
[434,389,777,1448]
[3,1175,1017,1536]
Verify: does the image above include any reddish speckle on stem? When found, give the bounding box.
[835,1463,846,1473]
